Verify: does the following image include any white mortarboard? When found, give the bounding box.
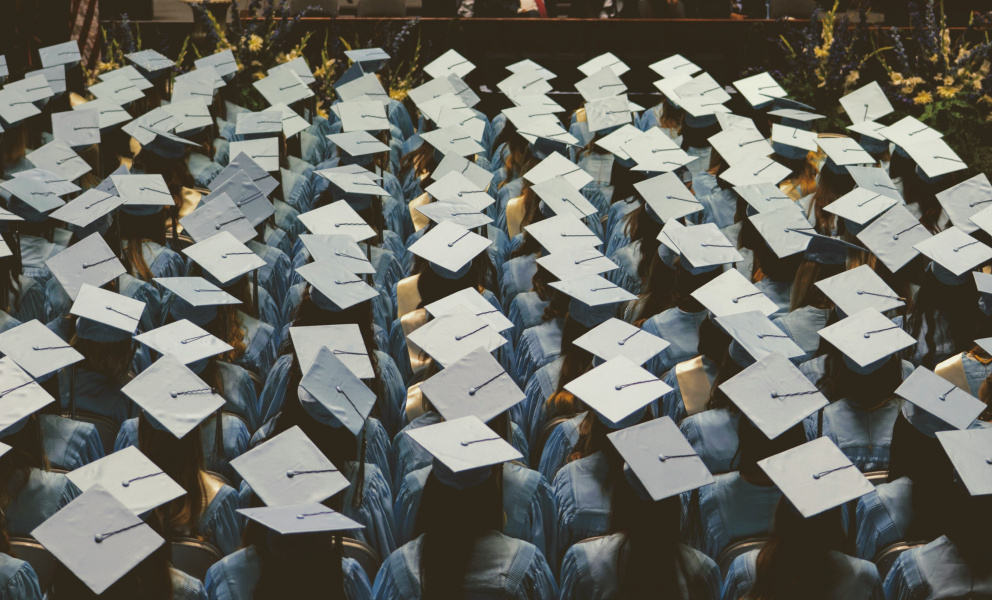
[89,77,144,105]
[847,166,903,201]
[268,102,309,138]
[549,274,636,309]
[935,428,992,496]
[516,119,578,154]
[169,76,215,105]
[719,156,791,187]
[298,347,375,435]
[406,416,522,475]
[345,47,391,73]
[181,193,256,244]
[319,171,390,198]
[26,139,90,181]
[691,268,778,318]
[26,66,67,95]
[533,176,598,219]
[419,347,522,423]
[39,41,80,68]
[733,72,787,107]
[126,49,175,76]
[126,106,180,133]
[289,324,373,379]
[508,93,563,113]
[124,124,198,159]
[182,231,266,286]
[771,123,817,153]
[66,446,186,515]
[817,136,875,167]
[13,167,81,195]
[748,204,815,258]
[253,69,313,106]
[409,221,492,274]
[46,233,125,300]
[840,81,893,123]
[235,110,284,138]
[565,356,672,426]
[0,320,82,379]
[905,138,967,179]
[649,54,700,78]
[0,358,52,438]
[897,366,987,432]
[847,119,890,151]
[239,504,363,536]
[573,317,669,366]
[824,187,898,227]
[915,227,992,277]
[574,68,627,103]
[506,58,556,80]
[268,57,316,86]
[202,169,274,227]
[0,176,66,214]
[409,75,479,109]
[716,311,806,366]
[211,153,279,196]
[326,130,390,158]
[51,108,100,149]
[716,112,759,132]
[425,288,513,332]
[32,485,165,595]
[856,204,931,273]
[758,437,873,518]
[228,138,279,172]
[817,308,915,369]
[194,50,239,79]
[0,89,41,127]
[298,200,375,241]
[420,125,486,158]
[423,171,493,210]
[578,52,629,77]
[815,264,904,316]
[634,172,703,223]
[73,98,130,130]
[585,95,633,134]
[536,248,618,280]
[122,354,225,438]
[668,223,744,275]
[335,100,389,133]
[625,135,696,174]
[595,124,642,161]
[112,173,174,210]
[414,201,492,229]
[721,352,827,439]
[154,277,240,309]
[407,305,507,368]
[767,107,824,125]
[524,214,602,254]
[231,425,350,506]
[6,75,54,105]
[0,56,6,80]
[425,49,475,79]
[608,417,714,501]
[0,237,10,259]
[523,152,594,189]
[335,73,390,106]
[432,153,493,191]
[70,284,145,336]
[880,116,942,149]
[298,234,375,275]
[675,72,730,105]
[936,174,992,235]
[134,320,232,365]
[296,259,379,310]
[708,127,773,166]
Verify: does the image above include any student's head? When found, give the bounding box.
[736,418,806,480]
[137,410,207,534]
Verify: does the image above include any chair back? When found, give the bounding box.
[71,411,121,455]
[875,541,926,580]
[717,536,769,577]
[172,538,224,582]
[342,537,381,582]
[10,537,58,593]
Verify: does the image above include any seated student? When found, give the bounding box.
[559,418,721,600]
[905,262,981,369]
[657,317,729,424]
[883,433,992,599]
[0,241,46,325]
[373,418,558,600]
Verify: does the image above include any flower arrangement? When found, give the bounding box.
[333,18,424,103]
[85,15,190,88]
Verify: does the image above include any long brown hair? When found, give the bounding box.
[805,168,854,235]
[398,141,434,181]
[131,150,196,208]
[72,337,135,381]
[789,259,841,312]
[543,315,594,420]
[111,211,168,282]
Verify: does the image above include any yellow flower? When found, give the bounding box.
[247,35,263,52]
[980,95,992,105]
[814,46,829,59]
[943,76,955,86]
[937,86,959,99]
[913,91,933,105]
[890,72,904,85]
[845,70,860,86]
[929,53,939,63]
[253,71,265,81]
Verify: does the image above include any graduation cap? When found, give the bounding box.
[414,201,492,230]
[904,138,967,180]
[814,264,904,317]
[326,130,390,159]
[26,66,67,96]
[39,41,80,68]
[336,100,390,133]
[817,136,875,168]
[253,69,313,106]
[748,203,814,258]
[46,233,125,300]
[405,416,522,489]
[608,416,714,501]
[0,176,66,215]
[935,174,992,235]
[574,68,627,103]
[840,81,893,124]
[268,57,315,86]
[124,123,198,160]
[896,366,987,434]
[720,352,827,439]
[634,172,702,223]
[235,110,284,139]
[407,304,507,368]
[424,49,475,79]
[578,52,629,77]
[879,116,942,149]
[758,437,873,518]
[550,274,636,327]
[202,169,274,227]
[855,204,931,273]
[935,428,992,496]
[914,227,992,278]
[296,259,379,311]
[824,187,898,230]
[49,189,122,229]
[298,347,376,435]
[289,324,373,379]
[573,317,669,366]
[770,123,817,160]
[847,120,890,154]
[420,125,486,158]
[126,49,174,77]
[267,102,310,138]
[716,310,806,367]
[847,166,902,202]
[719,156,791,188]
[668,223,744,276]
[6,73,54,106]
[298,200,376,241]
[708,127,773,166]
[32,485,165,595]
[817,308,915,374]
[345,47,391,73]
[71,284,145,342]
[535,248,618,281]
[319,171,390,199]
[767,107,824,131]
[239,504,363,536]
[182,231,266,286]
[625,133,696,174]
[134,320,233,365]
[595,124,642,162]
[691,268,778,318]
[533,176,598,219]
[154,276,240,325]
[418,347,523,423]
[0,357,53,440]
[524,214,602,254]
[564,356,672,428]
[649,54,701,78]
[523,152,594,190]
[432,153,494,192]
[112,173,174,214]
[228,138,279,172]
[51,108,100,149]
[409,221,492,278]
[26,140,90,181]
[298,234,375,275]
[733,72,787,108]
[99,66,153,91]
[73,98,131,130]
[65,446,186,515]
[506,58,556,81]
[89,78,144,105]
[180,193,256,244]
[194,49,239,79]
[211,153,279,196]
[0,320,82,380]
[424,288,513,333]
[0,88,42,128]
[335,73,390,106]
[231,425,350,506]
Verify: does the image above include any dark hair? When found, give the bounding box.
[610,477,707,600]
[887,413,954,541]
[410,235,497,307]
[904,267,980,368]
[131,151,195,208]
[543,314,594,423]
[0,255,22,315]
[107,210,168,282]
[789,259,842,312]
[398,141,435,182]
[805,167,854,236]
[736,418,806,481]
[71,337,135,381]
[814,345,903,406]
[747,499,846,600]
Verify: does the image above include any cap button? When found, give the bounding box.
[468,388,477,396]
[170,391,178,398]
[286,470,296,478]
[94,534,104,543]
[335,386,343,393]
[121,480,130,487]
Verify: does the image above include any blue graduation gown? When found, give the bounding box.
[802,398,901,473]
[5,469,79,537]
[40,414,104,471]
[883,535,992,599]
[537,412,584,484]
[514,320,563,390]
[205,547,372,600]
[642,308,707,379]
[234,311,278,380]
[683,471,780,560]
[499,254,538,311]
[8,275,47,324]
[507,292,550,349]
[754,278,793,317]
[772,306,830,363]
[656,356,719,423]
[135,240,187,281]
[724,550,882,600]
[552,452,612,563]
[57,366,134,430]
[855,477,913,561]
[0,554,43,600]
[606,240,643,295]
[679,408,741,475]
